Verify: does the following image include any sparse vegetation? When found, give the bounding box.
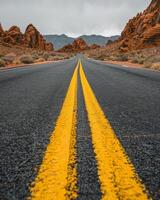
[130,56,145,64]
[43,52,50,60]
[86,46,160,71]
[114,54,128,62]
[151,62,160,70]
[0,59,6,67]
[94,54,107,61]
[2,53,16,64]
[144,56,160,69]
[20,55,34,64]
[47,55,64,61]
[13,59,21,65]
[35,58,45,63]
[0,40,73,68]
[144,60,152,68]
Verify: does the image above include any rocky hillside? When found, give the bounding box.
[59,38,90,52]
[113,0,160,52]
[86,0,160,71]
[0,23,54,51]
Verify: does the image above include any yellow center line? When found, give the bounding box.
[79,61,150,200]
[29,62,79,200]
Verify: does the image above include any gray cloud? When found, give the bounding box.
[0,0,151,36]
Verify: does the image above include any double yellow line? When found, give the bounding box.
[29,60,150,200]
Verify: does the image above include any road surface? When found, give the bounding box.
[0,56,160,200]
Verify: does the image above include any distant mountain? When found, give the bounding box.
[44,34,119,50]
[44,34,74,50]
[79,35,119,46]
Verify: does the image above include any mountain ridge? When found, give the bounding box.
[44,34,119,50]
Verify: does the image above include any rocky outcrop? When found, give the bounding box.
[90,44,100,49]
[0,23,54,51]
[3,26,24,45]
[45,42,54,51]
[24,24,54,51]
[72,38,89,51]
[116,0,160,51]
[0,23,4,37]
[59,38,89,52]
[25,24,46,49]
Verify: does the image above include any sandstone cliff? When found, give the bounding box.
[0,23,4,37]
[0,24,54,51]
[114,0,160,51]
[59,38,89,52]
[59,38,101,52]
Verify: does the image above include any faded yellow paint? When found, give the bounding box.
[29,63,79,200]
[79,61,149,200]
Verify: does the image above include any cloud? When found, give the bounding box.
[0,0,151,36]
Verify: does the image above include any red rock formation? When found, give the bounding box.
[0,23,54,51]
[72,38,89,51]
[116,0,160,51]
[45,42,54,51]
[90,44,100,49]
[24,24,54,51]
[3,26,24,45]
[0,23,4,37]
[59,38,89,52]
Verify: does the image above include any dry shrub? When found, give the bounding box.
[108,56,117,61]
[13,59,21,65]
[144,56,160,68]
[114,54,128,61]
[96,54,107,61]
[152,56,160,63]
[2,53,17,64]
[129,53,146,64]
[131,58,138,63]
[20,55,34,64]
[144,60,152,68]
[43,53,50,60]
[138,58,145,64]
[108,54,128,62]
[49,52,57,57]
[63,55,70,59]
[0,59,6,67]
[49,56,64,61]
[35,58,45,63]
[131,57,145,64]
[151,62,160,70]
[47,56,55,61]
[31,53,39,60]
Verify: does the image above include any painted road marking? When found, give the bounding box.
[79,61,149,200]
[29,63,79,200]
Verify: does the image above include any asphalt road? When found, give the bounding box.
[0,56,160,200]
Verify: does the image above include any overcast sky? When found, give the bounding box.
[0,0,151,37]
